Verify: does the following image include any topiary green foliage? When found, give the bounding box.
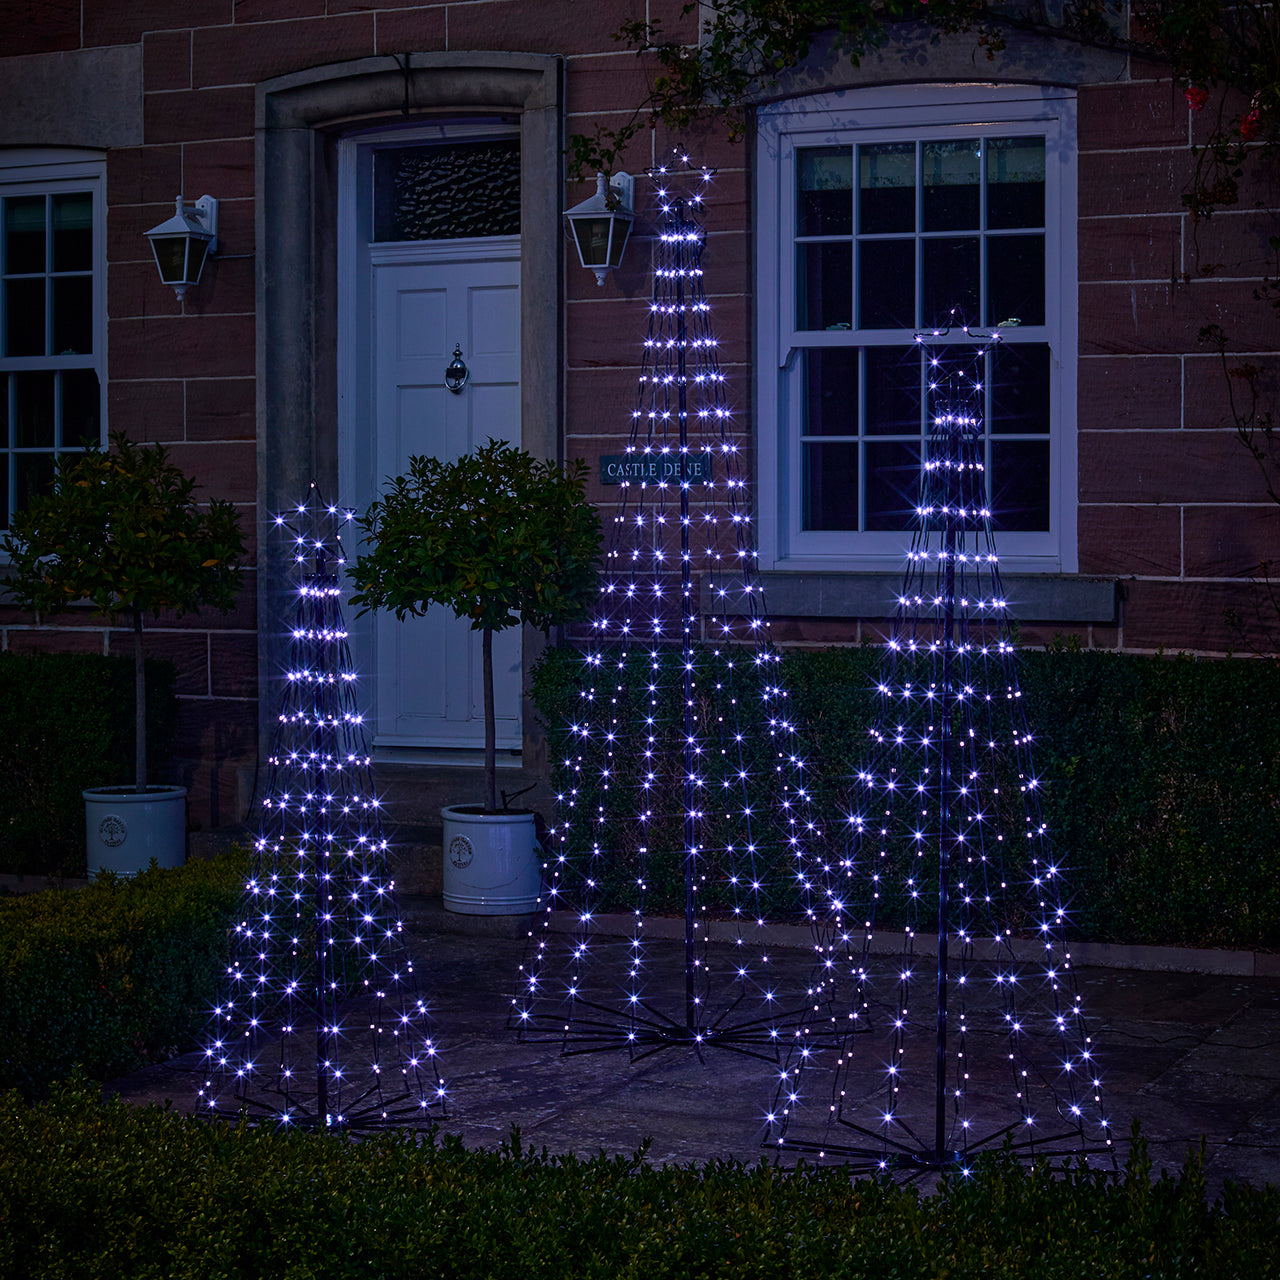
[2,432,245,792]
[1,1087,1277,1279]
[0,849,247,1099]
[533,644,1280,950]
[352,439,601,812]
[0,653,177,877]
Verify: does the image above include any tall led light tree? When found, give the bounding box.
[512,154,841,1061]
[767,331,1114,1173]
[198,487,445,1129]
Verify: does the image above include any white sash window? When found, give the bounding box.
[0,149,105,530]
[756,87,1077,572]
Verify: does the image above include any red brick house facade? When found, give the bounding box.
[0,1,1273,832]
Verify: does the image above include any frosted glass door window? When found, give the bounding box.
[373,139,520,242]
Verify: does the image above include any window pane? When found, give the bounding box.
[991,343,1050,435]
[798,147,853,236]
[987,234,1045,326]
[4,278,44,356]
[803,440,858,530]
[865,345,920,436]
[923,139,979,231]
[798,241,852,330]
[859,143,914,234]
[4,195,44,274]
[803,349,858,435]
[373,139,520,241]
[61,368,101,447]
[14,371,54,447]
[15,451,55,512]
[858,239,914,328]
[921,236,979,328]
[865,440,921,530]
[51,193,92,271]
[986,137,1045,229]
[991,439,1050,531]
[52,276,91,355]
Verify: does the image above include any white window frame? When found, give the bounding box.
[755,85,1078,574]
[0,148,107,533]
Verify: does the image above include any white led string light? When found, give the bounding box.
[765,328,1114,1174]
[198,483,446,1129]
[511,152,846,1062]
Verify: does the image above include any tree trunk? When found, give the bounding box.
[482,625,497,812]
[133,608,147,793]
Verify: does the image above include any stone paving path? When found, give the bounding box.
[105,900,1280,1193]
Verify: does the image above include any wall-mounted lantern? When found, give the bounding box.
[563,172,634,287]
[145,196,219,300]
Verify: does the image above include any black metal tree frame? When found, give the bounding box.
[767,332,1116,1174]
[198,486,446,1129]
[512,154,841,1062]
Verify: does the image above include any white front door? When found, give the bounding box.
[370,249,522,751]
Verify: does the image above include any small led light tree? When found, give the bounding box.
[766,330,1114,1174]
[198,486,445,1129]
[512,153,840,1061]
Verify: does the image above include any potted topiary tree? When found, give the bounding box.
[350,438,601,914]
[3,432,245,875]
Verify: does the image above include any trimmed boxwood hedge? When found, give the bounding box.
[0,1085,1276,1279]
[0,651,177,877]
[532,644,1280,951]
[0,850,246,1099]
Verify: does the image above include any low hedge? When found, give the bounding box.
[0,850,246,1099]
[532,645,1280,951]
[0,651,177,876]
[0,1085,1275,1279]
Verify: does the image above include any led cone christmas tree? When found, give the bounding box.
[199,485,445,1129]
[766,330,1114,1174]
[512,153,838,1062]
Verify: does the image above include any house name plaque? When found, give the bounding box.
[599,453,714,485]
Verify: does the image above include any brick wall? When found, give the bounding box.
[1077,73,1280,655]
[0,1,1274,832]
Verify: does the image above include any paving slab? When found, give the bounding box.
[103,897,1280,1194]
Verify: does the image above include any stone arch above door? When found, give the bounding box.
[254,53,562,757]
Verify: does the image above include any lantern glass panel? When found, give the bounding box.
[572,215,613,266]
[151,235,189,284]
[606,218,631,267]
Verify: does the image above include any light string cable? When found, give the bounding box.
[767,325,1114,1173]
[512,151,833,1071]
[199,482,445,1129]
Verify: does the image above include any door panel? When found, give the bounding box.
[373,254,521,750]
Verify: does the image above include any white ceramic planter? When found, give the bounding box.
[83,785,187,877]
[441,805,541,915]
